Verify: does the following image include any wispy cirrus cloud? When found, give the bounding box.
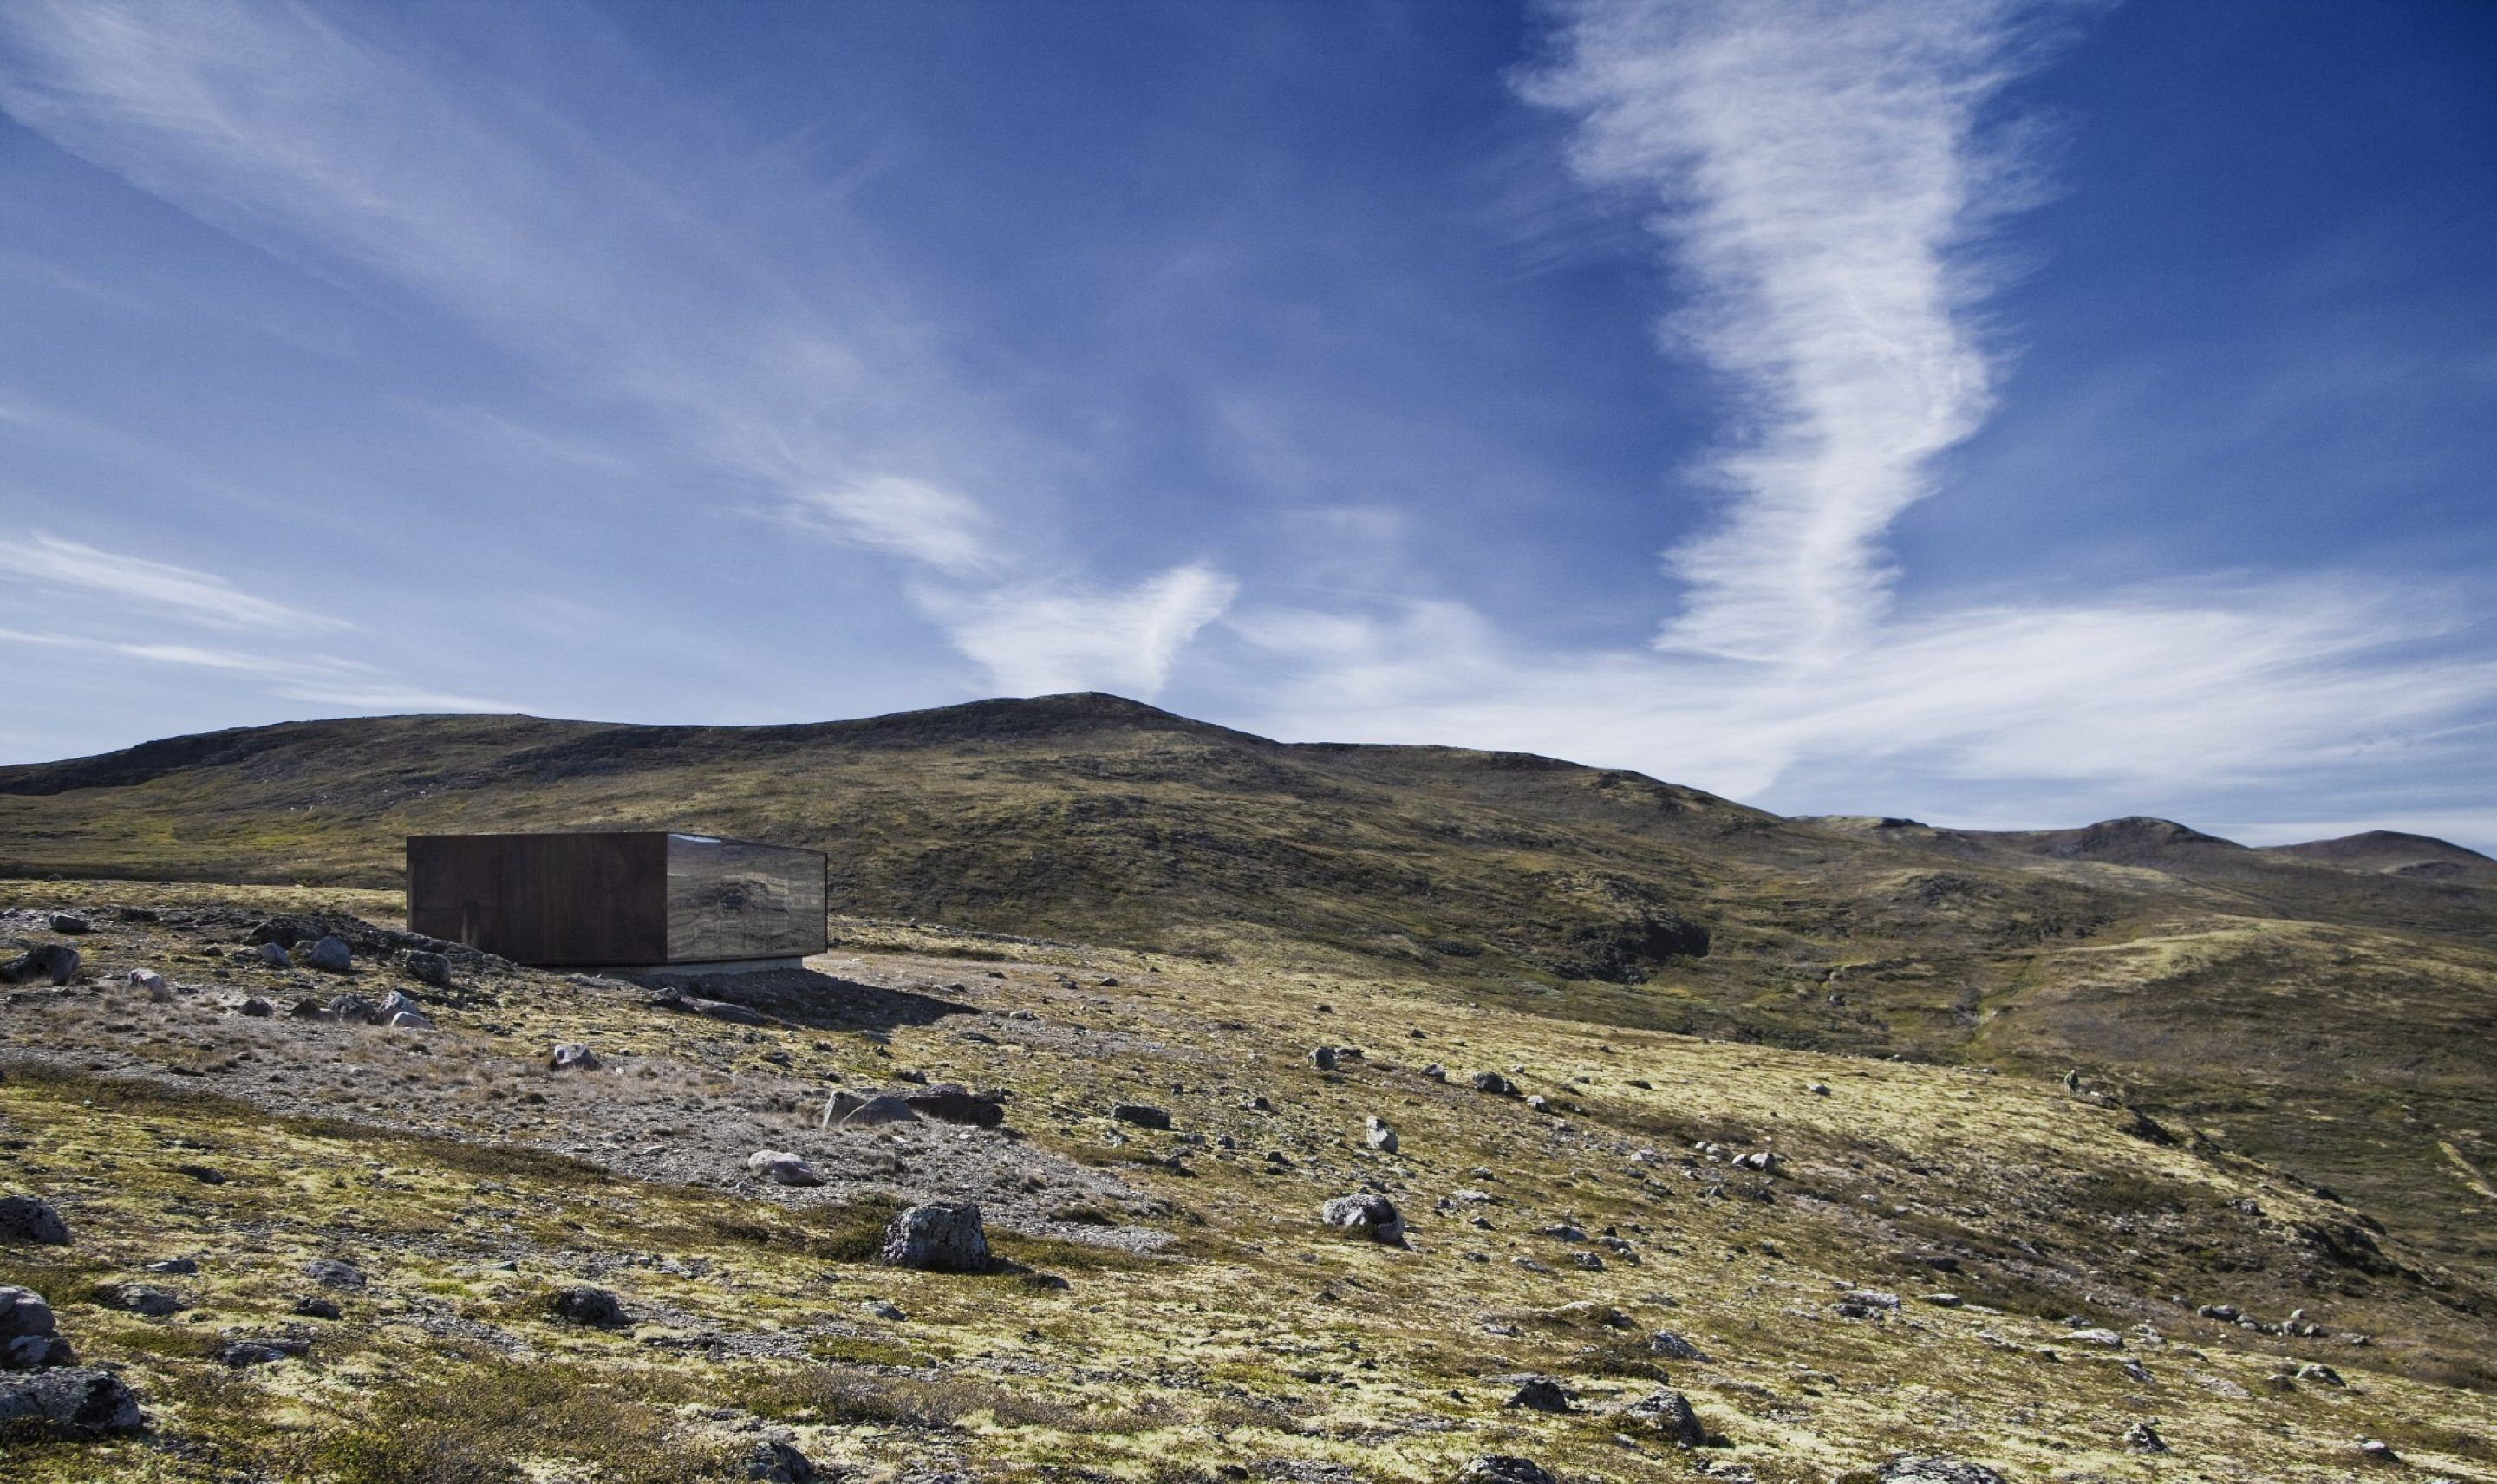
[1523,0,2061,663]
[938,564,1241,699]
[0,533,342,631]
[0,0,1234,698]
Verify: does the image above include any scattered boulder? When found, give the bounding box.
[1,943,81,986]
[143,1258,197,1275]
[1309,1046,1339,1071]
[1504,1376,1572,1413]
[549,1042,599,1071]
[900,1084,1006,1128]
[2357,1438,2397,1462]
[1111,1103,1172,1130]
[325,993,377,1024]
[746,1151,823,1187]
[2070,1327,2124,1348]
[1365,1116,1398,1153]
[1457,1460,1556,1484]
[880,1201,990,1272]
[1422,1064,1447,1081]
[127,968,168,1001]
[2124,1421,2168,1453]
[0,1195,69,1246]
[237,997,273,1018]
[1624,1386,1708,1446]
[47,913,91,934]
[745,1438,819,1483]
[298,935,353,973]
[1321,1193,1406,1246]
[2298,1362,2345,1386]
[104,1285,182,1318]
[1470,1071,1513,1095]
[1647,1330,1707,1360]
[403,951,453,989]
[0,1286,70,1370]
[549,1286,627,1327]
[1877,1461,2009,1484]
[292,1296,342,1320]
[218,1334,311,1367]
[825,1092,917,1129]
[374,989,420,1019]
[303,1258,365,1291]
[0,1366,143,1439]
[254,942,291,968]
[386,1010,433,1030]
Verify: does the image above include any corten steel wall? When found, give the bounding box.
[407,832,826,966]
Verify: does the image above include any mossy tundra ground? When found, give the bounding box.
[3,879,2494,1483]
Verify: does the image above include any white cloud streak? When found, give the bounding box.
[0,0,1236,699]
[940,565,1241,699]
[1525,0,2054,662]
[0,533,341,631]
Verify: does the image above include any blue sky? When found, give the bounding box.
[3,0,2494,849]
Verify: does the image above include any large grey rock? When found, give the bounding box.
[549,1042,598,1071]
[746,1150,822,1187]
[1878,1461,2010,1484]
[325,993,378,1024]
[880,1201,989,1272]
[298,935,353,973]
[48,913,91,934]
[1365,1116,1398,1153]
[1457,1456,1556,1484]
[1321,1193,1405,1246]
[1470,1071,1512,1095]
[1111,1103,1171,1130]
[127,968,168,1001]
[745,1438,819,1483]
[1,943,81,986]
[403,951,453,989]
[0,1286,57,1343]
[1646,1329,1707,1360]
[218,1334,311,1367]
[105,1285,182,1318]
[254,942,290,968]
[0,1367,142,1438]
[1504,1376,1572,1412]
[1308,1045,1339,1071]
[374,990,420,1020]
[900,1084,1005,1128]
[549,1286,626,1328]
[822,1090,917,1129]
[1624,1387,1708,1445]
[303,1258,365,1291]
[0,1195,69,1246]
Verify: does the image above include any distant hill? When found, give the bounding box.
[4,693,2495,1272]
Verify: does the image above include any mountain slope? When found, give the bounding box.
[3,693,2494,1282]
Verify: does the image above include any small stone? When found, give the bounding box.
[48,913,91,934]
[1924,1292,1963,1307]
[2070,1327,2125,1348]
[2297,1362,2344,1386]
[143,1258,198,1275]
[1309,1046,1339,1071]
[255,942,291,968]
[238,997,273,1018]
[862,1299,905,1321]
[2125,1421,2168,1452]
[880,1201,989,1272]
[1457,1459,1556,1484]
[1573,1251,1605,1271]
[1504,1376,1572,1413]
[386,1010,433,1030]
[1365,1116,1398,1153]
[1624,1386,1708,1446]
[0,1195,69,1246]
[326,993,377,1023]
[2357,1438,2396,1461]
[549,1286,626,1327]
[745,1438,819,1483]
[824,1091,917,1128]
[403,951,453,989]
[1646,1330,1707,1360]
[299,935,353,973]
[292,1296,342,1320]
[303,1258,365,1291]
[1470,1071,1512,1095]
[548,1042,598,1071]
[107,1285,182,1318]
[0,1367,143,1438]
[218,1335,311,1367]
[127,969,168,1001]
[1878,1461,2009,1484]
[1523,1094,1550,1112]
[1111,1103,1172,1130]
[1320,1193,1405,1246]
[746,1150,822,1187]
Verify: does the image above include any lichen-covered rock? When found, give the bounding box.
[1647,1329,1707,1359]
[1470,1071,1512,1095]
[303,1258,365,1291]
[0,1286,72,1370]
[549,1286,626,1327]
[0,942,80,986]
[745,1437,819,1483]
[404,951,453,989]
[1879,1460,2010,1483]
[1504,1376,1571,1412]
[0,1366,142,1438]
[880,1201,989,1272]
[1625,1386,1708,1445]
[1321,1193,1405,1246]
[105,1285,182,1318]
[0,1195,69,1246]
[1457,1456,1556,1484]
[746,1150,823,1186]
[299,935,353,973]
[1364,1116,1398,1152]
